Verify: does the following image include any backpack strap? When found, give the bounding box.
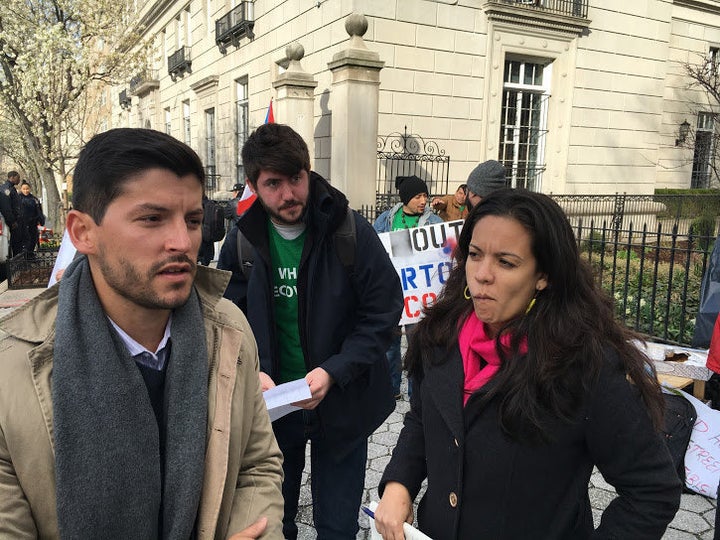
[236,228,255,281]
[333,207,356,276]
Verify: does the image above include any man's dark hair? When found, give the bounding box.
[73,128,205,224]
[8,171,19,179]
[241,123,310,185]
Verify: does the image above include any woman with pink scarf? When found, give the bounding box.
[374,189,681,540]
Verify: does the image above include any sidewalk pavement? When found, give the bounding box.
[1,282,717,539]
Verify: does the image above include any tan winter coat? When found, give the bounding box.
[0,265,284,539]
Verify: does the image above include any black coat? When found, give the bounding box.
[0,181,20,227]
[218,172,403,456]
[380,346,681,540]
[19,193,44,227]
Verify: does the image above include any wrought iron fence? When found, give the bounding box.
[577,219,715,346]
[205,166,220,193]
[376,127,450,213]
[490,0,588,18]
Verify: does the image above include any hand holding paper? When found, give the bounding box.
[262,379,311,422]
[365,500,432,540]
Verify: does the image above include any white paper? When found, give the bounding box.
[48,230,77,287]
[665,388,720,498]
[263,378,311,422]
[366,501,434,540]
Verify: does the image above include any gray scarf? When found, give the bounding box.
[53,256,208,539]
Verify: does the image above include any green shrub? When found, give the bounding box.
[689,214,717,250]
[583,247,704,345]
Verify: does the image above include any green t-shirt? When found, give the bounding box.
[268,222,307,383]
[391,209,421,231]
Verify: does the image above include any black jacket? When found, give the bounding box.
[218,172,403,456]
[380,346,681,540]
[19,193,44,227]
[0,181,20,227]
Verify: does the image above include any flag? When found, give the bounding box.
[236,184,256,216]
[236,98,274,215]
[264,98,274,124]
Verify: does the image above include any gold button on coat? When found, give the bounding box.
[449,492,458,507]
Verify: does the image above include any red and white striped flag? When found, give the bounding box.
[236,99,274,215]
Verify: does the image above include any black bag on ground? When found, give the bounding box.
[662,392,696,483]
[202,199,226,242]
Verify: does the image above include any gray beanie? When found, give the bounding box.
[466,160,507,198]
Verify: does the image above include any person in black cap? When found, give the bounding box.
[466,159,507,211]
[373,175,443,399]
[373,175,443,234]
[224,182,245,224]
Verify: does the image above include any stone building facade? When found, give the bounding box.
[112,0,720,205]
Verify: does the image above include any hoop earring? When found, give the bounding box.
[525,290,540,314]
[464,286,471,300]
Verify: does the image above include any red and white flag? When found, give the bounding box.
[236,99,275,215]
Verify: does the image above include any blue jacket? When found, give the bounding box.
[373,202,443,234]
[218,172,403,456]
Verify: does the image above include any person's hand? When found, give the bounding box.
[431,197,442,207]
[294,367,333,409]
[259,371,276,392]
[228,516,267,540]
[374,482,414,540]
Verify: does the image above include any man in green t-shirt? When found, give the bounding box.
[372,175,443,398]
[218,123,403,539]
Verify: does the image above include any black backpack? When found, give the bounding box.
[203,199,227,242]
[662,392,697,483]
[237,207,356,280]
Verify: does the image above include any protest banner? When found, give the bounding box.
[377,220,462,326]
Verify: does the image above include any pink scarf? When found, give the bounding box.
[458,313,528,406]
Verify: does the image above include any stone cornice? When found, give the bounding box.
[190,75,219,95]
[136,0,178,35]
[484,2,591,36]
[674,0,720,14]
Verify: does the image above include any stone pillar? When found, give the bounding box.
[328,13,384,209]
[273,42,318,166]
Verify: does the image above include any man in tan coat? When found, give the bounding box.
[0,128,284,539]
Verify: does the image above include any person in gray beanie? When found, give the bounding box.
[466,159,507,210]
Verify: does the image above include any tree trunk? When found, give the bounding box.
[39,168,63,232]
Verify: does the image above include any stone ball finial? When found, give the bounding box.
[345,13,368,38]
[286,42,305,62]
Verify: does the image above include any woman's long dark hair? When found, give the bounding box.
[405,189,664,440]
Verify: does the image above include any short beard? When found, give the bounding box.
[97,252,194,310]
[260,199,307,226]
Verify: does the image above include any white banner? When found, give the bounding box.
[377,220,462,326]
[676,389,720,498]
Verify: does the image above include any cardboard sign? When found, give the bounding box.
[676,389,720,498]
[377,220,462,326]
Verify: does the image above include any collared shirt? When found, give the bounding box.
[109,316,172,371]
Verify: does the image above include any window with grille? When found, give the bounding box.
[235,79,248,183]
[206,108,217,191]
[691,112,716,189]
[183,100,191,146]
[499,59,551,191]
